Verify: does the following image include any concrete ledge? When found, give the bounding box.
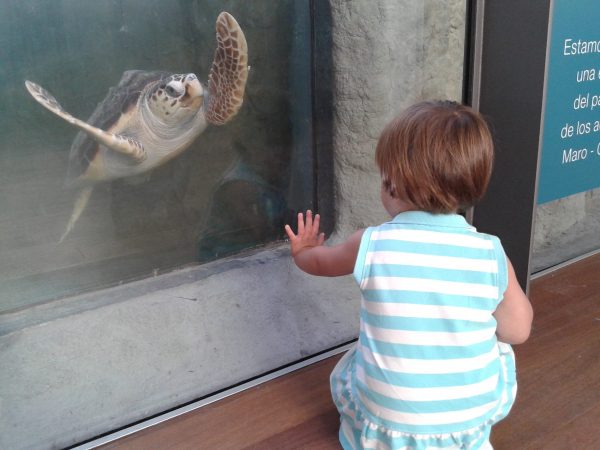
[0,245,359,449]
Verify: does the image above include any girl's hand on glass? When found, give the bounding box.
[284,210,325,257]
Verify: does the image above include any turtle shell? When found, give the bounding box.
[65,70,171,185]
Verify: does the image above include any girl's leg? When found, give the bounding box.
[339,416,362,450]
[330,346,362,449]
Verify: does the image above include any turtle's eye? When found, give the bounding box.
[165,85,177,96]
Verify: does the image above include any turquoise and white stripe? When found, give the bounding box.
[331,211,516,449]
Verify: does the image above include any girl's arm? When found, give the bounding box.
[493,257,534,344]
[285,210,364,277]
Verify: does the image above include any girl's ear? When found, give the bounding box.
[382,178,397,198]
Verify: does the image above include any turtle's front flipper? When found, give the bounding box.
[205,12,249,125]
[25,80,147,163]
[59,186,93,243]
[25,80,72,119]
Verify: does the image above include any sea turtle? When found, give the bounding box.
[25,11,248,242]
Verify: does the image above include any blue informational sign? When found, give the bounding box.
[537,0,600,204]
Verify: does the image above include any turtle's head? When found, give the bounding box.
[147,73,204,122]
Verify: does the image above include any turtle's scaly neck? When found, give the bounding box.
[133,86,208,171]
[139,87,207,147]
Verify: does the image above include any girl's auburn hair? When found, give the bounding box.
[375,100,494,213]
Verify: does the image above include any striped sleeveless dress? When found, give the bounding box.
[330,211,516,450]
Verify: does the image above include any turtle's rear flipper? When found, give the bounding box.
[59,186,93,243]
[205,12,249,125]
[25,80,147,163]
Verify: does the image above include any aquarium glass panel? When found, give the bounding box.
[532,189,600,272]
[0,0,315,312]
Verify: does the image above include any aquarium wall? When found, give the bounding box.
[0,1,467,448]
[1,0,312,312]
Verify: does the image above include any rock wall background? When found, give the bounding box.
[330,0,466,239]
[533,188,600,271]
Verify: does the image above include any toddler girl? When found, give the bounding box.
[285,101,533,449]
